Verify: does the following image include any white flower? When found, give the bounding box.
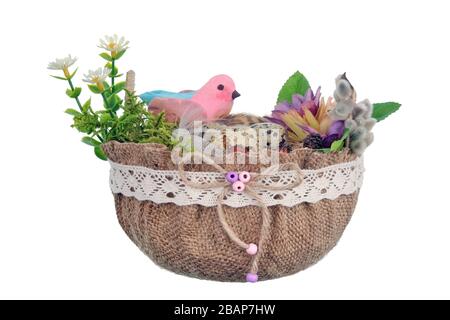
[48,55,77,71]
[98,34,129,56]
[83,67,111,85]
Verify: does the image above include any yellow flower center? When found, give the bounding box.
[96,80,105,92]
[63,67,70,78]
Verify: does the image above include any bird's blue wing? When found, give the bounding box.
[140,90,196,104]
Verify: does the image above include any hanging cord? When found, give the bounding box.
[178,152,303,282]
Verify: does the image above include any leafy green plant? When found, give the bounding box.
[49,36,175,160]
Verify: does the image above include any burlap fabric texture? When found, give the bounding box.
[103,141,359,282]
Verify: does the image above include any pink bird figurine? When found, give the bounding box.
[140,75,240,123]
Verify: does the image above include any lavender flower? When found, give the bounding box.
[266,88,344,144]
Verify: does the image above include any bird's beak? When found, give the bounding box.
[232,90,241,100]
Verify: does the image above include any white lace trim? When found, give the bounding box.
[108,157,364,208]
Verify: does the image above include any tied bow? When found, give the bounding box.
[178,152,303,282]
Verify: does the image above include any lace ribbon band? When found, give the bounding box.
[108,157,364,208]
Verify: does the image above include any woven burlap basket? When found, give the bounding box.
[102,141,359,282]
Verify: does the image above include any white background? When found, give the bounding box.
[0,0,449,299]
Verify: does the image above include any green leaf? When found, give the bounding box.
[82,136,101,147]
[82,98,91,113]
[342,128,351,139]
[88,84,101,94]
[372,102,401,122]
[113,49,126,60]
[66,87,82,98]
[112,81,126,94]
[105,63,118,77]
[155,112,164,128]
[100,113,112,123]
[68,67,78,80]
[65,88,73,97]
[94,145,107,161]
[65,108,82,116]
[330,128,351,152]
[103,91,112,100]
[103,81,111,90]
[50,75,67,80]
[110,69,118,77]
[277,71,311,104]
[99,52,113,61]
[107,95,121,111]
[330,140,344,152]
[112,101,122,112]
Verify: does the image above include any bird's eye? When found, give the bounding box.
[217,84,224,91]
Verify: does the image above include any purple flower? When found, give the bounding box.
[328,120,345,136]
[322,134,340,148]
[266,88,345,144]
[267,88,321,123]
[322,121,345,147]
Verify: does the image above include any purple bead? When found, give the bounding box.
[246,273,258,283]
[225,171,239,183]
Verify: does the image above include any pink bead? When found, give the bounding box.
[232,181,245,192]
[225,171,239,183]
[239,171,251,183]
[246,273,258,283]
[246,243,258,255]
